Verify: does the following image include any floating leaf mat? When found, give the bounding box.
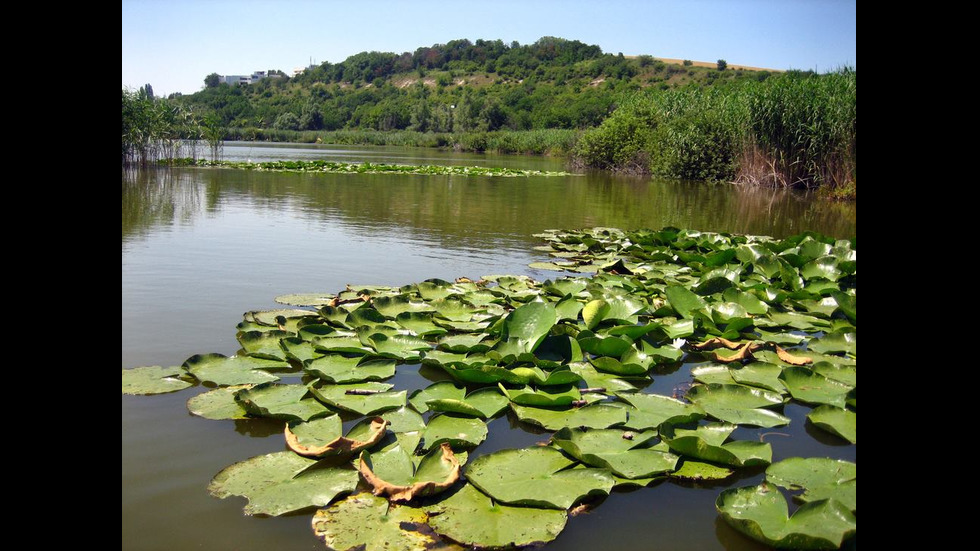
[124,226,855,549]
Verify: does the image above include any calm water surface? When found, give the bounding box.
[122,143,855,550]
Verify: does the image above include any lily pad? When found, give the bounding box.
[309,382,406,416]
[409,382,466,414]
[186,385,251,420]
[765,457,856,512]
[669,459,735,481]
[613,392,706,430]
[285,416,388,458]
[500,384,581,407]
[552,427,679,479]
[420,413,488,451]
[465,446,616,509]
[493,301,557,355]
[730,362,787,393]
[274,292,336,307]
[510,401,629,431]
[208,451,359,516]
[312,492,443,551]
[426,483,568,548]
[359,442,461,502]
[665,285,707,319]
[807,405,857,443]
[236,330,291,361]
[660,422,772,467]
[306,355,397,384]
[425,387,509,419]
[122,365,193,395]
[235,382,331,421]
[716,483,856,549]
[183,353,282,386]
[685,383,790,428]
[779,366,852,408]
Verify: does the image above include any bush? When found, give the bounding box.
[717,59,728,71]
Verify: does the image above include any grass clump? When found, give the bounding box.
[572,69,856,197]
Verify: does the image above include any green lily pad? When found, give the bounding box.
[306,355,397,383]
[280,337,324,363]
[122,365,193,395]
[247,308,318,327]
[311,335,374,355]
[779,366,852,408]
[500,384,581,407]
[569,362,648,393]
[425,387,509,419]
[371,295,435,318]
[766,457,856,512]
[309,382,406,416]
[660,422,772,467]
[730,362,787,393]
[691,364,738,385]
[493,301,557,355]
[510,402,629,431]
[685,384,790,428]
[430,297,482,322]
[613,392,706,430]
[274,292,336,307]
[465,446,616,509]
[420,413,488,451]
[716,483,856,549]
[183,353,282,386]
[236,330,291,360]
[807,405,856,443]
[552,427,679,479]
[582,297,644,329]
[186,385,251,420]
[378,406,426,433]
[806,332,856,355]
[409,382,466,414]
[365,333,431,361]
[665,285,707,319]
[208,451,359,516]
[395,312,448,337]
[669,459,735,481]
[426,483,568,548]
[312,492,443,551]
[235,382,331,421]
[436,333,493,353]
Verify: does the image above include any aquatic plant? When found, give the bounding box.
[123,226,855,549]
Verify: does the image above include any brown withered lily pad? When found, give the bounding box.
[285,416,389,458]
[358,442,461,502]
[774,345,813,366]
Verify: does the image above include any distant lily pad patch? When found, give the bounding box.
[125,225,854,550]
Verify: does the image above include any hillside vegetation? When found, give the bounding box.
[124,36,854,198]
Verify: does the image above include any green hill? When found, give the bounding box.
[171,37,775,134]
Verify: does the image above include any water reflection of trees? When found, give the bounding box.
[123,166,855,250]
[122,167,208,244]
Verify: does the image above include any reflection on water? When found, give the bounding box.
[122,144,855,551]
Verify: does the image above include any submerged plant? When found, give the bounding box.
[123,225,855,549]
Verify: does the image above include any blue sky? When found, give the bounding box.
[122,0,856,97]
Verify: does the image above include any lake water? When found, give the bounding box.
[122,142,856,550]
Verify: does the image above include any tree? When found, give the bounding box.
[204,73,221,88]
[142,83,154,100]
[717,59,727,71]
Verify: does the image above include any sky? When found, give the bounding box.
[122,0,856,97]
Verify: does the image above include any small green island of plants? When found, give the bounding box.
[166,158,575,177]
[123,226,856,550]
